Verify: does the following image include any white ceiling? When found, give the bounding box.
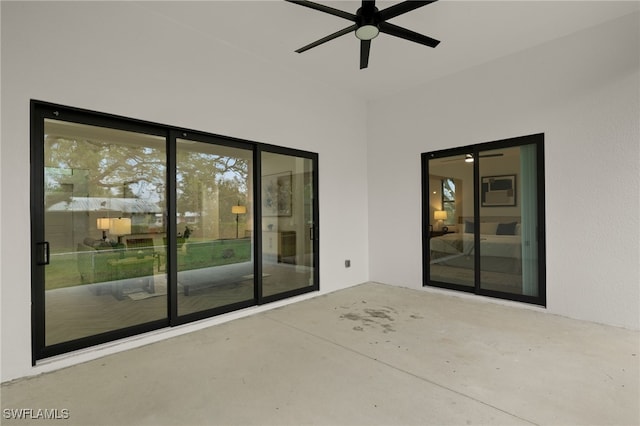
[139,1,639,101]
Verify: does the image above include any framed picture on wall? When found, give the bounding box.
[481,175,516,207]
[262,171,292,216]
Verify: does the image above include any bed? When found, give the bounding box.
[430,219,522,274]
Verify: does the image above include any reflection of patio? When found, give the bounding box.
[178,261,253,296]
[176,261,313,315]
[262,262,314,297]
[429,264,523,294]
[45,280,168,346]
[44,262,314,346]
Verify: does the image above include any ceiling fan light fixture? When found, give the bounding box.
[285,0,441,69]
[355,25,379,41]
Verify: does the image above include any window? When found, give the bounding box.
[31,101,319,361]
[441,178,456,226]
[422,134,546,305]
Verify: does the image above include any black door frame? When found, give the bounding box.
[30,100,320,362]
[168,129,258,326]
[422,133,546,306]
[257,144,320,305]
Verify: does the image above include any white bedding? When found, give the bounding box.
[430,233,521,259]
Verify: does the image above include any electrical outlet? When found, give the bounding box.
[345,259,351,268]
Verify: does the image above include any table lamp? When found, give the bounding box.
[109,218,131,245]
[434,210,447,231]
[97,218,110,241]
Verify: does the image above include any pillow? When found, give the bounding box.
[479,222,499,235]
[464,221,475,233]
[496,222,518,235]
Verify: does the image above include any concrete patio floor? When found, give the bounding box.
[2,282,638,425]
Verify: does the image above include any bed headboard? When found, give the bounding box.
[458,216,521,224]
[456,216,522,235]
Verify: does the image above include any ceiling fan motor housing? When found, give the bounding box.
[355,6,380,40]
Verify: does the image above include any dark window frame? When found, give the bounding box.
[421,133,546,306]
[30,100,320,362]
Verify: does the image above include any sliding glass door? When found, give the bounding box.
[259,149,319,301]
[31,101,320,361]
[423,134,545,305]
[174,134,255,319]
[35,116,168,356]
[477,145,541,297]
[426,150,475,289]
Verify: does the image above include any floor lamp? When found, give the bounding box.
[231,203,247,239]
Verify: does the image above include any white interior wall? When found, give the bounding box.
[0,2,369,382]
[368,12,640,330]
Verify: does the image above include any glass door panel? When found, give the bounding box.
[427,154,475,288]
[260,151,317,298]
[478,145,539,296]
[33,101,323,360]
[176,138,254,316]
[43,119,167,346]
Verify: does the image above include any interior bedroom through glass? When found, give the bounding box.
[424,135,545,305]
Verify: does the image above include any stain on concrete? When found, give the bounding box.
[342,313,362,321]
[340,305,397,333]
[363,308,395,321]
[381,324,395,333]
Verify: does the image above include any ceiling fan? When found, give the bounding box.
[284,0,441,69]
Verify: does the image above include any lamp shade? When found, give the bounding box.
[231,205,247,215]
[96,218,111,230]
[434,210,448,221]
[109,218,131,236]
